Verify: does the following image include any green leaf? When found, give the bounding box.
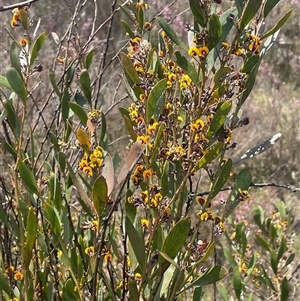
[261,10,292,40]
[208,14,222,49]
[137,6,145,32]
[158,251,180,269]
[18,161,38,194]
[255,235,271,252]
[277,237,287,263]
[49,173,62,211]
[92,176,108,218]
[194,241,215,264]
[225,169,252,217]
[61,87,70,122]
[208,159,232,201]
[217,283,229,301]
[207,101,232,139]
[119,107,137,141]
[120,52,141,85]
[58,151,67,173]
[146,78,167,123]
[85,49,95,69]
[263,0,282,18]
[125,216,146,271]
[195,142,223,171]
[186,266,228,289]
[80,69,92,105]
[128,278,140,301]
[157,18,188,51]
[223,246,238,268]
[233,266,242,300]
[121,20,135,39]
[6,67,27,103]
[239,0,263,30]
[30,32,46,66]
[0,271,12,294]
[275,201,286,220]
[252,205,265,230]
[19,8,29,29]
[193,287,204,301]
[214,66,231,86]
[247,252,257,276]
[45,203,61,237]
[189,0,208,28]
[241,55,260,74]
[0,75,13,90]
[10,41,22,76]
[281,277,289,301]
[150,25,159,51]
[3,99,20,138]
[175,51,200,89]
[271,250,278,275]
[49,68,61,97]
[24,207,37,268]
[283,253,295,269]
[69,102,88,125]
[239,63,259,106]
[160,218,190,272]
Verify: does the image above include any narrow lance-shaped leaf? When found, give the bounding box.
[194,142,224,171]
[208,159,232,201]
[263,0,282,18]
[24,207,38,268]
[157,18,188,51]
[6,67,27,103]
[175,51,200,89]
[18,161,38,195]
[146,78,167,123]
[69,102,88,126]
[125,217,146,271]
[85,49,95,69]
[189,0,208,28]
[120,52,141,85]
[160,218,191,272]
[44,203,61,237]
[233,266,242,300]
[121,20,135,39]
[0,75,13,90]
[80,69,92,106]
[207,101,232,139]
[261,10,292,40]
[92,176,108,218]
[208,14,222,49]
[239,0,263,30]
[185,266,228,290]
[30,31,46,66]
[10,42,22,76]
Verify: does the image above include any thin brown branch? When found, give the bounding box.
[0,0,39,12]
[196,182,300,196]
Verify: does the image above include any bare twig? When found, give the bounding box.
[0,0,39,12]
[196,182,300,197]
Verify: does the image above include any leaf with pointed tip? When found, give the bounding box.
[49,68,61,97]
[44,203,61,237]
[157,18,188,51]
[239,0,263,30]
[6,67,27,103]
[10,42,22,76]
[121,20,135,39]
[126,217,146,270]
[24,207,37,268]
[208,159,232,201]
[18,161,38,194]
[85,49,95,70]
[208,14,222,49]
[175,51,200,89]
[80,69,92,105]
[263,0,282,18]
[194,142,223,171]
[207,101,232,139]
[160,218,190,273]
[69,102,88,126]
[0,75,12,90]
[30,32,46,66]
[146,78,167,123]
[189,0,208,27]
[185,266,228,290]
[261,10,292,40]
[233,266,242,300]
[225,169,252,217]
[120,52,141,85]
[92,176,107,218]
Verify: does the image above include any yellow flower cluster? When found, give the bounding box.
[78,146,104,177]
[247,33,262,54]
[188,45,209,57]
